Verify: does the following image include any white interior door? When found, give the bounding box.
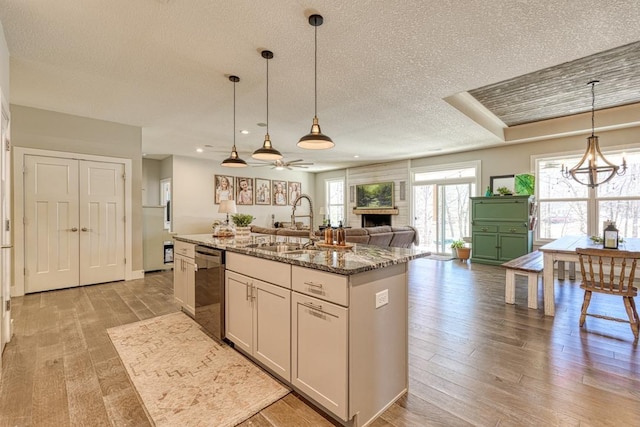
[25,156,80,292]
[79,160,125,285]
[24,155,125,293]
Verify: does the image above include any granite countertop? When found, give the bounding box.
[174,233,430,275]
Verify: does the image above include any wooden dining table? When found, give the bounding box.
[538,235,640,316]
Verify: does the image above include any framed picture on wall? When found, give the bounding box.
[288,181,301,205]
[489,174,515,195]
[255,178,271,205]
[272,180,288,206]
[235,177,254,205]
[214,175,234,204]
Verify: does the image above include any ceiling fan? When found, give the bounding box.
[251,159,314,170]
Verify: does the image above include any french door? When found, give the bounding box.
[413,184,473,254]
[24,155,125,293]
[412,163,478,254]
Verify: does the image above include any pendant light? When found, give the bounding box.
[297,14,334,150]
[221,75,248,168]
[561,80,626,187]
[252,50,283,160]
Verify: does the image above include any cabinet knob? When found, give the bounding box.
[481,227,488,232]
[70,227,78,232]
[509,228,517,233]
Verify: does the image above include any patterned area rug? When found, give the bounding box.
[107,312,289,426]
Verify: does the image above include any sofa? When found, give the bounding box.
[250,225,419,248]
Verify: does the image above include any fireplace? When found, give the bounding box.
[361,214,391,227]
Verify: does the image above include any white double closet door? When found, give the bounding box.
[24,155,125,293]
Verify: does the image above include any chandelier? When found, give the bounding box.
[561,80,626,187]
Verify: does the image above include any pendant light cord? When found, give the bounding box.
[314,22,318,117]
[266,54,270,134]
[590,81,595,138]
[233,79,237,149]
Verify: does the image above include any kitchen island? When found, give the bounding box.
[173,233,430,427]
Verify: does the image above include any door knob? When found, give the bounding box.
[81,227,88,232]
[71,227,78,232]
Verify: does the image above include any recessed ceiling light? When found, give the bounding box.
[240,130,249,135]
[196,148,204,153]
[354,155,359,158]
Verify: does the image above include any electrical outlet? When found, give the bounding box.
[375,289,389,308]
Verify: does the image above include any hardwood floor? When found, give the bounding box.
[1,259,638,426]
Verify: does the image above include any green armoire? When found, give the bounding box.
[470,195,534,265]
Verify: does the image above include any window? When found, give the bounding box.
[412,161,479,254]
[535,148,639,241]
[325,178,345,226]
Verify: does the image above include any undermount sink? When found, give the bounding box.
[249,243,321,254]
[281,249,322,255]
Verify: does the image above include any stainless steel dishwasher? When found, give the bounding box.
[194,246,225,343]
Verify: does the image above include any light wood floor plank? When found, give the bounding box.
[1,259,639,426]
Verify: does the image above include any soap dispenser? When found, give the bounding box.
[336,221,346,246]
[324,221,333,244]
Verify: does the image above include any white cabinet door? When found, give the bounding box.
[173,253,196,316]
[225,271,253,354]
[291,292,348,420]
[173,254,187,307]
[253,280,290,381]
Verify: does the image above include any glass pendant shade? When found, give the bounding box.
[298,14,334,150]
[561,80,625,187]
[252,50,282,161]
[222,75,247,168]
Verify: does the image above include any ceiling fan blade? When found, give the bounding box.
[286,159,304,164]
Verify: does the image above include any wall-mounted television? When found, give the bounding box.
[356,182,394,209]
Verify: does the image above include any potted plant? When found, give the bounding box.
[231,213,254,239]
[450,239,471,261]
[496,186,512,196]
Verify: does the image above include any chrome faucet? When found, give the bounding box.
[291,194,318,243]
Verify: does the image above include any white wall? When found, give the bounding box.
[316,125,640,227]
[0,19,9,100]
[171,155,316,234]
[142,158,162,206]
[10,105,144,270]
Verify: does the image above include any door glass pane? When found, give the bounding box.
[441,184,472,253]
[538,201,587,239]
[413,185,436,252]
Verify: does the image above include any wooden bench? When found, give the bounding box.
[502,251,543,309]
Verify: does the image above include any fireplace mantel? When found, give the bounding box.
[353,208,399,215]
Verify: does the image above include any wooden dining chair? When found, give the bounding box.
[576,248,640,340]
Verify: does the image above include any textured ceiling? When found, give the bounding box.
[1,1,640,171]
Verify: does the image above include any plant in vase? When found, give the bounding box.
[231,213,254,238]
[450,239,471,261]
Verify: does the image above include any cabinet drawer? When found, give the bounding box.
[226,252,291,289]
[472,225,498,233]
[292,266,348,306]
[174,240,195,258]
[498,225,527,234]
